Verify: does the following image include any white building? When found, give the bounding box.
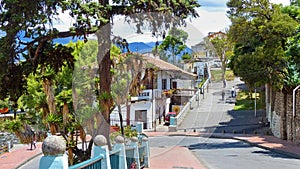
[110,53,196,129]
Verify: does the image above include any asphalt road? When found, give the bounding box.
[149,136,300,169]
[178,78,268,135]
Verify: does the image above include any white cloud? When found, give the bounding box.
[188,7,230,36]
[50,0,291,46]
[270,0,290,6]
[52,9,75,31]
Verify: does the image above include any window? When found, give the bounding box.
[172,81,177,89]
[162,79,167,90]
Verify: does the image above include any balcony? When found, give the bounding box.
[131,89,163,102]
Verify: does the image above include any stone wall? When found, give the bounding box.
[271,111,281,138]
[270,91,300,144]
[271,92,284,138]
[286,94,293,141]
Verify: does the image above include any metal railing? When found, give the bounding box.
[138,146,146,168]
[69,155,104,169]
[109,149,120,169]
[125,147,135,168]
[175,78,210,125]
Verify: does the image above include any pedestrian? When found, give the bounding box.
[231,86,236,98]
[222,89,225,101]
[223,79,226,88]
[30,131,36,150]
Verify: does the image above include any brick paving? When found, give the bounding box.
[0,142,42,169]
[149,146,206,169]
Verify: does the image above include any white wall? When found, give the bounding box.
[174,79,194,89]
[129,97,171,129]
[157,71,172,90]
[130,101,153,129]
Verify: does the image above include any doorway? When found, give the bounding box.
[135,110,147,129]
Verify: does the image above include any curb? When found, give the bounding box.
[209,134,300,160]
[15,152,43,169]
[147,132,300,160]
[234,138,300,160]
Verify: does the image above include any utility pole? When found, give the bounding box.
[254,88,257,117]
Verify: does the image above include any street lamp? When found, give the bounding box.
[150,68,156,132]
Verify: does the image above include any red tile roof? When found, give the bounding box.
[141,54,196,78]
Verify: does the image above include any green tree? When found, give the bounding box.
[182,52,192,60]
[158,28,189,65]
[227,0,298,90]
[210,33,233,85]
[281,3,300,91]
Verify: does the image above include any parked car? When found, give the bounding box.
[165,112,177,125]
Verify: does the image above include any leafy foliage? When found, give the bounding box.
[210,34,233,82]
[158,28,189,65]
[227,0,298,90]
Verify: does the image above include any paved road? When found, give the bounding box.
[149,136,300,169]
[178,78,268,134]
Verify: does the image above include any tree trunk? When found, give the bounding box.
[68,134,74,165]
[50,124,56,135]
[118,105,125,137]
[96,23,113,149]
[126,99,130,126]
[221,50,226,83]
[172,47,176,65]
[42,78,57,115]
[62,102,69,125]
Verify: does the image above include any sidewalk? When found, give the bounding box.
[0,142,42,169]
[150,145,206,169]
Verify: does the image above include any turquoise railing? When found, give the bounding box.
[69,155,103,169]
[138,146,146,168]
[109,149,120,169]
[125,147,135,168]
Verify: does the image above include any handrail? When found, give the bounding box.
[69,155,104,169]
[175,89,200,125]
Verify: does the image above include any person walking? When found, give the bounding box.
[223,79,227,88]
[222,89,225,101]
[30,131,36,150]
[231,86,236,98]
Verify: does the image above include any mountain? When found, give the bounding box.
[127,41,192,55]
[127,42,153,53]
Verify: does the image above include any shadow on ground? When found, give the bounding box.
[186,140,298,159]
[205,110,271,135]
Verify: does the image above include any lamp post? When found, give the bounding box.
[293,85,300,117]
[151,68,156,132]
[292,85,300,142]
[254,88,257,117]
